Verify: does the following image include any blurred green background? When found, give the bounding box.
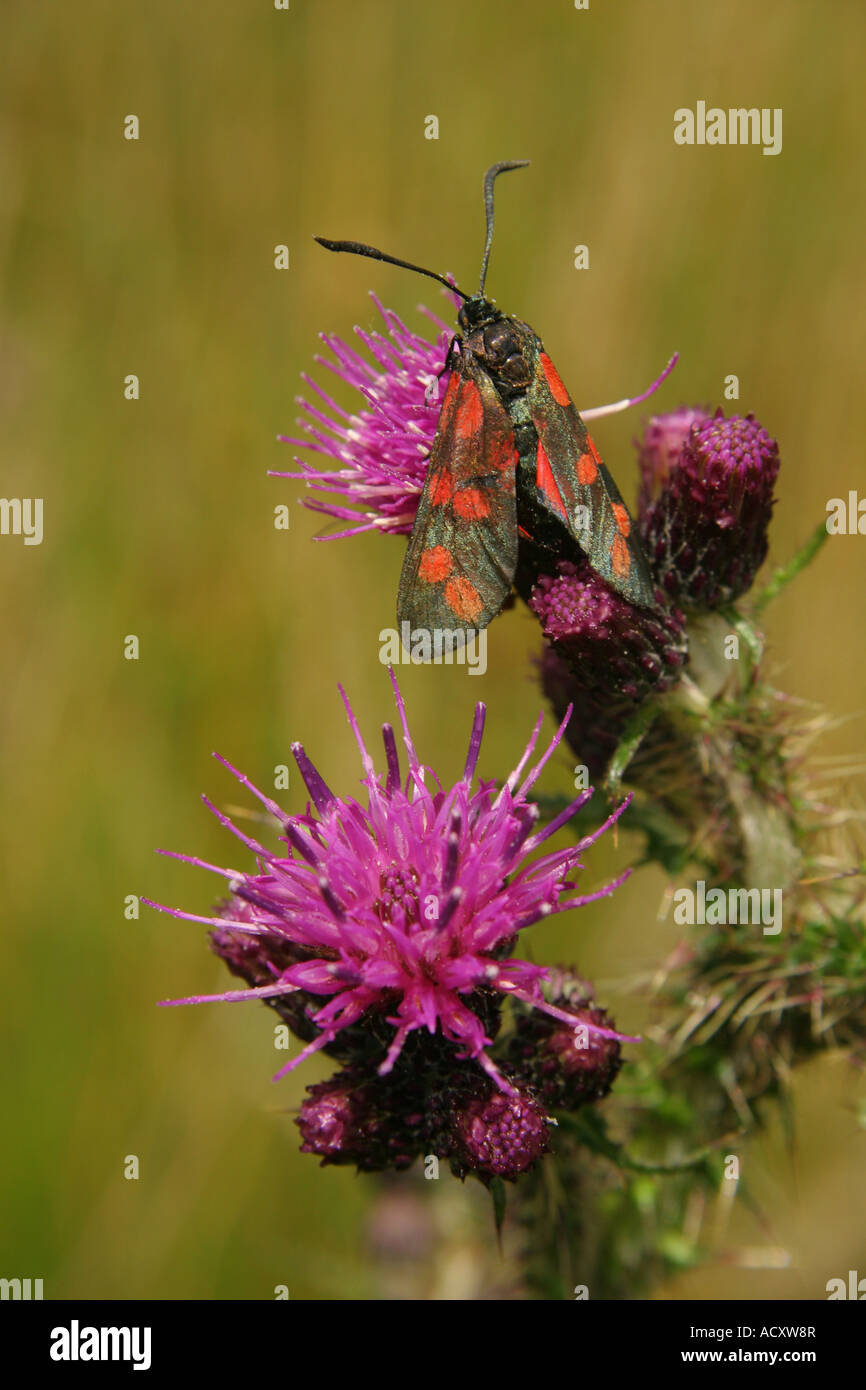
[2,0,864,1300]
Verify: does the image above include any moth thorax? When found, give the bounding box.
[472,320,531,391]
[482,319,522,362]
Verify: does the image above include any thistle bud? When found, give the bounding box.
[639,409,780,607]
[505,968,622,1111]
[297,1071,418,1172]
[636,406,710,513]
[529,560,687,703]
[452,1084,550,1181]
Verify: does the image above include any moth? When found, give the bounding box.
[317,161,661,635]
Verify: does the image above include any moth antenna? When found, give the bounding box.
[314,237,470,300]
[478,160,530,297]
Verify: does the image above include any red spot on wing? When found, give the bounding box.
[444,576,483,623]
[577,452,598,485]
[441,372,460,412]
[418,546,453,584]
[540,353,571,407]
[454,379,484,439]
[611,502,630,537]
[611,533,631,579]
[430,470,453,505]
[586,434,603,464]
[489,432,519,474]
[535,440,568,521]
[453,487,491,521]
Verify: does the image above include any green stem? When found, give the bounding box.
[603,698,662,796]
[753,521,828,614]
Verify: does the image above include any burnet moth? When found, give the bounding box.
[316,161,663,636]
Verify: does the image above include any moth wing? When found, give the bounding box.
[526,344,656,608]
[397,363,519,634]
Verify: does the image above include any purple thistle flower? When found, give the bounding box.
[147,673,635,1096]
[273,294,451,538]
[639,408,781,606]
[529,560,688,703]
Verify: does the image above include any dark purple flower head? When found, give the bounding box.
[453,1085,550,1179]
[537,646,631,781]
[639,408,780,607]
[529,560,688,704]
[148,673,634,1095]
[273,295,450,538]
[297,1058,550,1182]
[636,406,710,514]
[296,1071,419,1172]
[297,1074,374,1163]
[505,968,622,1110]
